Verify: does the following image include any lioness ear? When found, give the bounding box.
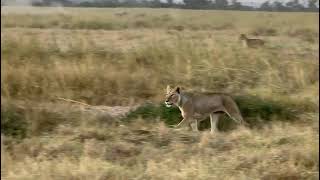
[175,87,180,94]
[166,85,171,93]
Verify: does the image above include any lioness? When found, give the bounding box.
[165,85,244,133]
[239,34,265,48]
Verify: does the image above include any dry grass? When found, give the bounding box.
[2,120,318,180]
[1,6,319,180]
[1,28,318,105]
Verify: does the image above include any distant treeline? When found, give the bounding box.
[2,0,319,12]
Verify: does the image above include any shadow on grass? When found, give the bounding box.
[1,95,315,138]
[124,95,315,131]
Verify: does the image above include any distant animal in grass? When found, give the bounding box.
[239,34,265,48]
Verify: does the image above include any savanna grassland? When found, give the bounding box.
[1,6,319,180]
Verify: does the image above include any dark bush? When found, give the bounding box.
[1,104,27,139]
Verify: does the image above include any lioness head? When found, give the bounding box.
[165,85,180,107]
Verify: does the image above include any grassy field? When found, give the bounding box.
[1,6,319,179]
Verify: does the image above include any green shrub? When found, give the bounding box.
[124,103,182,125]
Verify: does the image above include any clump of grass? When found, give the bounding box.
[0,100,103,138]
[250,27,278,36]
[168,25,185,31]
[114,11,129,17]
[234,95,315,124]
[132,20,153,28]
[287,28,319,43]
[73,21,117,30]
[135,13,146,18]
[212,22,235,30]
[1,102,27,139]
[124,103,181,125]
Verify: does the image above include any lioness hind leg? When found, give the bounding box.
[224,110,243,124]
[174,118,186,128]
[224,111,249,127]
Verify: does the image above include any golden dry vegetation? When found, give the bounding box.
[1,6,319,180]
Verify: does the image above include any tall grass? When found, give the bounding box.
[1,29,318,105]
